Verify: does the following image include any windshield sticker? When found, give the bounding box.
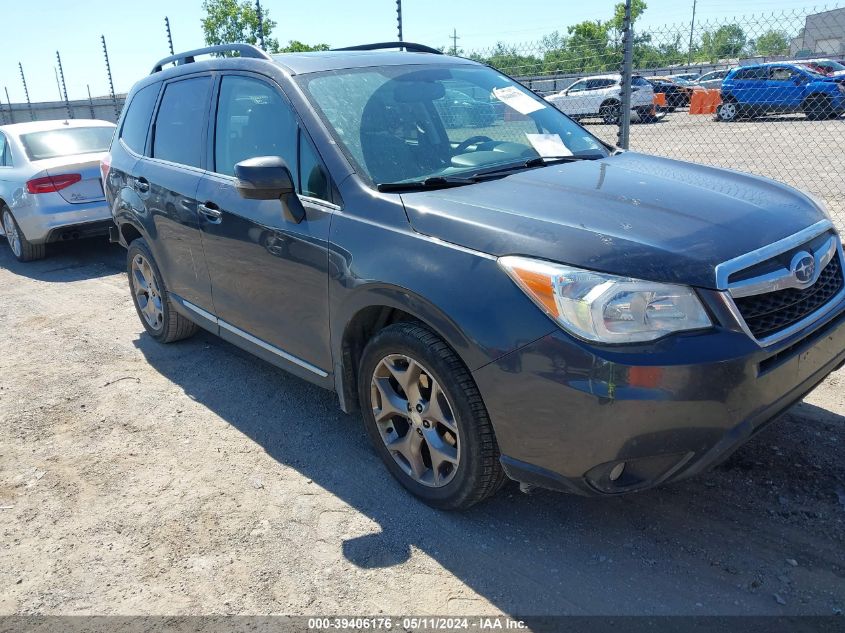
[525,133,573,157]
[492,86,544,115]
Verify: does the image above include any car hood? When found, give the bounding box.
[399,152,826,289]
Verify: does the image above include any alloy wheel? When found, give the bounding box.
[131,253,164,330]
[3,211,21,258]
[719,102,737,121]
[370,354,460,487]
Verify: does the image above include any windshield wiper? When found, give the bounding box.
[376,176,477,192]
[470,154,605,179]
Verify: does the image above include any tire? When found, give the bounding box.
[716,99,740,122]
[802,95,834,121]
[358,322,507,510]
[599,100,621,125]
[126,238,198,343]
[2,206,45,262]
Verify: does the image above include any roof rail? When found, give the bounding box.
[150,44,272,74]
[332,42,443,55]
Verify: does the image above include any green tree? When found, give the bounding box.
[753,30,789,56]
[277,40,330,52]
[698,24,748,61]
[201,0,280,52]
[200,0,330,54]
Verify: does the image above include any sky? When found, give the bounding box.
[0,0,832,103]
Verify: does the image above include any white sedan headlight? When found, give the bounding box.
[499,256,712,343]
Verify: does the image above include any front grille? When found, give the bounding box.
[733,254,844,340]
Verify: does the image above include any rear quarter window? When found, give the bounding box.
[152,76,213,168]
[120,82,161,155]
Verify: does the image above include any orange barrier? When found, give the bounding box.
[653,92,667,107]
[689,89,722,115]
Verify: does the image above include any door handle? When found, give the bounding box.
[198,201,222,222]
[135,177,150,194]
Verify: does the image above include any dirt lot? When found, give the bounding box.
[1,237,844,618]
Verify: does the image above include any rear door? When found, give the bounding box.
[195,72,335,377]
[133,74,215,313]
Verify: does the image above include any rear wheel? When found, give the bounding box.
[127,238,198,343]
[2,206,45,262]
[716,98,740,122]
[358,322,506,510]
[803,95,835,121]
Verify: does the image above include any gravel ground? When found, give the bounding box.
[1,235,844,618]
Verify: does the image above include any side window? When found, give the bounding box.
[0,134,8,167]
[152,76,212,168]
[214,75,297,180]
[298,132,331,202]
[119,82,160,155]
[769,67,796,81]
[567,81,587,93]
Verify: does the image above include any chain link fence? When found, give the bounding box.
[465,4,845,233]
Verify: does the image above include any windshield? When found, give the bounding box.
[297,63,609,186]
[20,126,115,161]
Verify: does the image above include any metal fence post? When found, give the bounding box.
[3,87,13,124]
[18,63,35,121]
[56,51,73,120]
[101,36,120,120]
[617,0,634,149]
[165,16,175,55]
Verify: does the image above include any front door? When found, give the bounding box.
[196,73,335,376]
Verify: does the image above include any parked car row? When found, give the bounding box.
[3,43,845,511]
[541,59,845,123]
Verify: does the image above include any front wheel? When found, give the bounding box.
[127,238,198,343]
[358,322,506,510]
[803,95,835,121]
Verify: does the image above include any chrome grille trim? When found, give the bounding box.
[714,219,834,290]
[713,220,845,347]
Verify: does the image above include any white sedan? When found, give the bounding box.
[545,74,656,124]
[0,119,116,262]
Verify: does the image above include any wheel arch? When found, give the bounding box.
[333,284,476,414]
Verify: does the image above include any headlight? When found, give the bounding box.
[498,256,712,343]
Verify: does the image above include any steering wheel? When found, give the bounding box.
[455,135,494,154]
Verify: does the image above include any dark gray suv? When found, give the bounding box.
[103,43,845,509]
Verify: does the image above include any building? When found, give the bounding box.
[791,7,845,57]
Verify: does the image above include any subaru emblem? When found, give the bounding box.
[791,251,815,285]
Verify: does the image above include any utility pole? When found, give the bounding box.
[18,62,35,121]
[255,0,266,50]
[165,16,175,55]
[56,51,73,119]
[687,0,697,67]
[102,35,120,120]
[396,0,403,43]
[450,28,460,56]
[617,0,634,149]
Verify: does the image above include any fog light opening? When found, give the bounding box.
[609,462,626,482]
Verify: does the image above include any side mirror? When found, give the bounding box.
[234,156,305,223]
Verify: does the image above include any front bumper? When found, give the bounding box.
[12,194,111,244]
[473,294,845,496]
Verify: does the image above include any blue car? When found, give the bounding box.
[717,62,845,121]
